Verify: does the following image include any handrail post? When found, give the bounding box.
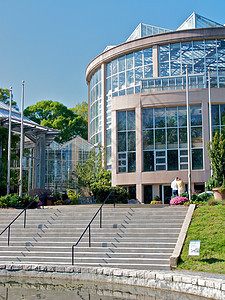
[72,245,74,265]
[8,226,10,246]
[100,208,102,228]
[24,209,26,228]
[89,225,91,247]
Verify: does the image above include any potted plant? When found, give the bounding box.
[207,132,225,200]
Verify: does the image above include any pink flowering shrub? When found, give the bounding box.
[170,196,189,205]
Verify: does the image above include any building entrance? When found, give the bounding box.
[160,185,172,204]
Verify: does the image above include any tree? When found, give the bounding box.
[74,146,128,203]
[207,132,225,187]
[24,100,88,143]
[71,101,88,122]
[0,88,19,110]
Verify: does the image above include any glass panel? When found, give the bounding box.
[142,108,153,129]
[166,107,177,127]
[106,62,111,77]
[205,40,217,72]
[155,129,165,149]
[118,132,126,152]
[155,108,165,128]
[156,165,166,171]
[167,128,178,149]
[144,48,152,65]
[217,40,225,73]
[143,130,154,150]
[178,106,187,126]
[106,129,111,146]
[118,166,126,173]
[191,127,203,147]
[144,65,153,78]
[135,51,143,67]
[191,105,202,126]
[119,90,125,96]
[112,75,118,92]
[119,56,125,72]
[126,69,134,87]
[220,104,225,125]
[179,128,187,148]
[106,77,112,94]
[135,67,143,84]
[160,62,169,76]
[167,150,178,171]
[126,53,134,69]
[117,111,126,131]
[211,105,219,125]
[111,59,118,75]
[212,126,220,137]
[128,152,136,172]
[127,110,135,130]
[127,87,134,94]
[119,72,125,90]
[192,149,203,170]
[170,43,181,75]
[128,132,136,151]
[181,42,193,74]
[143,151,154,172]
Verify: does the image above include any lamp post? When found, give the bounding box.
[208,67,213,177]
[186,66,192,201]
[19,81,25,197]
[7,87,13,195]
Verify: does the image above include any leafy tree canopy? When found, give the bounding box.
[71,101,88,122]
[0,88,19,110]
[74,146,128,203]
[207,132,225,187]
[24,100,88,143]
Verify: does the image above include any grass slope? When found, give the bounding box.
[177,205,225,274]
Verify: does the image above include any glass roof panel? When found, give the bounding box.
[177,12,224,31]
[126,23,171,42]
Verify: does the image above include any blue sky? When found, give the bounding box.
[0,0,224,110]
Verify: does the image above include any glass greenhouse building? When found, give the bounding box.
[86,13,225,203]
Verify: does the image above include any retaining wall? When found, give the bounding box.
[0,264,225,299]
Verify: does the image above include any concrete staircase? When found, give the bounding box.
[0,205,188,270]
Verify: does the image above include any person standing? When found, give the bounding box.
[177,178,185,196]
[171,177,178,196]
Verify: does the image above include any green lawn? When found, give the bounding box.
[177,205,225,274]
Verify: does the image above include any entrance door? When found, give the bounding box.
[160,185,172,204]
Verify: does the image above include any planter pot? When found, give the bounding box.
[212,188,225,201]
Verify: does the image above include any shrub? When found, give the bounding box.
[207,199,220,206]
[170,196,189,205]
[67,189,79,205]
[153,195,161,202]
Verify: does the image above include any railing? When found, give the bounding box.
[0,195,39,246]
[72,190,115,265]
[141,73,206,93]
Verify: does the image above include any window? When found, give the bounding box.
[117,110,136,173]
[142,105,203,171]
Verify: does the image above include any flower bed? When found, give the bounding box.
[170,196,189,205]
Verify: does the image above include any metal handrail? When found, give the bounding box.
[0,195,39,246]
[72,190,115,265]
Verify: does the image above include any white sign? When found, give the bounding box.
[188,240,201,256]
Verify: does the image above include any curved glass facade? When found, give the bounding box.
[159,39,225,85]
[88,37,225,170]
[90,67,102,145]
[106,49,153,97]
